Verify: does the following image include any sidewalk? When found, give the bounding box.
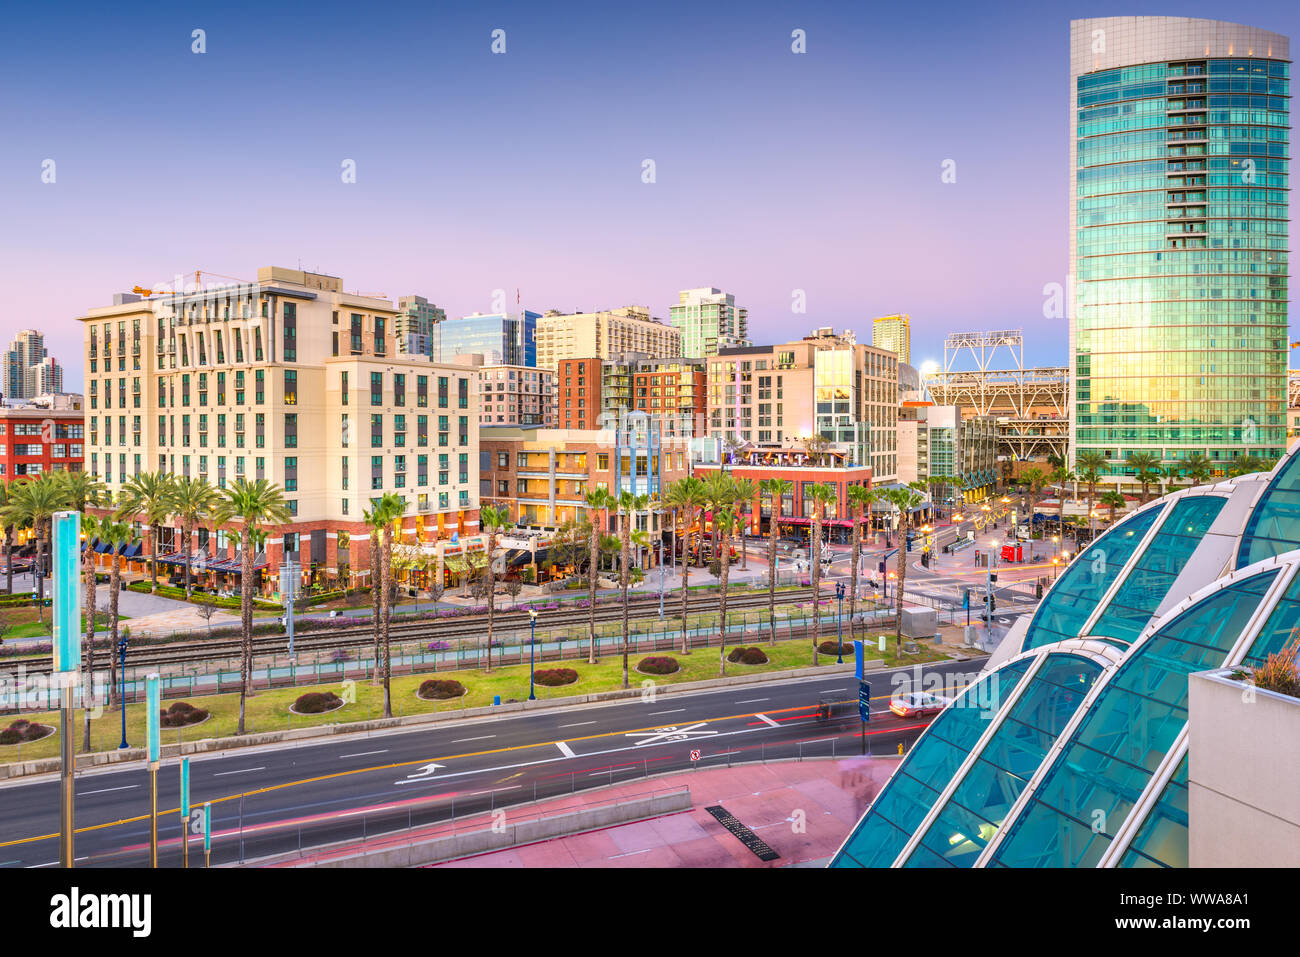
[269,756,900,869]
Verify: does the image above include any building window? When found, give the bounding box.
[284,369,297,405]
[284,413,297,448]
[371,372,383,406]
[371,414,383,448]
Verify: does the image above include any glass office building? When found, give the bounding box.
[438,311,538,367]
[1069,17,1290,480]
[832,447,1300,867]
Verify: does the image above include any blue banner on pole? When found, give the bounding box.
[853,640,864,680]
[858,681,871,722]
[146,674,161,764]
[180,757,190,817]
[51,511,81,675]
[203,802,212,853]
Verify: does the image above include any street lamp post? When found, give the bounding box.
[657,540,664,621]
[835,581,846,661]
[527,608,538,701]
[117,635,130,749]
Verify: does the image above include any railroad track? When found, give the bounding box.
[16,587,820,675]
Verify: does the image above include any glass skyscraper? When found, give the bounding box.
[1069,17,1290,480]
[437,311,538,367]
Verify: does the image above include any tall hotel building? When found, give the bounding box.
[78,267,481,591]
[1070,17,1290,479]
[670,288,749,358]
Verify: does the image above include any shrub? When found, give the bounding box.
[818,640,853,657]
[160,701,209,727]
[293,691,344,714]
[637,656,679,675]
[1246,629,1300,699]
[0,718,51,744]
[418,679,466,700]
[426,640,450,651]
[533,668,578,687]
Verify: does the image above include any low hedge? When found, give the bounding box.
[0,718,53,745]
[817,640,854,657]
[292,691,344,714]
[127,581,282,611]
[418,679,466,700]
[727,646,769,665]
[532,668,578,687]
[159,701,209,727]
[637,656,680,675]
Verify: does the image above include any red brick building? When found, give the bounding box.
[558,358,602,430]
[0,403,86,480]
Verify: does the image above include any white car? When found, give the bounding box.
[889,691,952,718]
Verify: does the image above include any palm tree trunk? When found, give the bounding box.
[35,528,44,623]
[680,539,691,655]
[382,526,393,718]
[238,526,252,735]
[588,525,598,664]
[620,519,630,689]
[484,531,495,674]
[895,517,908,656]
[811,514,821,666]
[718,527,730,676]
[149,524,158,589]
[82,545,97,753]
[4,527,12,596]
[768,512,778,645]
[183,519,193,596]
[109,557,121,709]
[370,537,381,684]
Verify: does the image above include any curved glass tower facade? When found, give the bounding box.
[1070,17,1290,480]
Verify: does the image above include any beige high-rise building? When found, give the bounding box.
[706,327,899,481]
[872,313,911,366]
[535,306,681,370]
[78,266,482,593]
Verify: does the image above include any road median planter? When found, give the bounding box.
[416,679,467,700]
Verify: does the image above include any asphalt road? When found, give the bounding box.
[0,657,984,868]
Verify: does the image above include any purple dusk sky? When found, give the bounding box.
[1,0,1294,385]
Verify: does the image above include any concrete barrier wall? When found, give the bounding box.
[300,789,694,868]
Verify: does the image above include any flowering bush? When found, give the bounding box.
[418,678,466,699]
[533,668,578,687]
[426,640,450,651]
[637,656,680,675]
[293,691,344,714]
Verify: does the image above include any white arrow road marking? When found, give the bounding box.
[555,741,576,758]
[395,762,446,785]
[625,723,718,748]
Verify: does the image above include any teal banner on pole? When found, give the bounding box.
[203,802,212,852]
[51,511,81,675]
[146,674,160,764]
[180,757,190,817]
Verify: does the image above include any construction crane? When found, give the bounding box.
[133,269,250,298]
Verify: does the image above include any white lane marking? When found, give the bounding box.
[736,698,768,704]
[626,723,718,747]
[559,721,596,728]
[755,713,780,728]
[555,741,576,758]
[339,750,388,759]
[647,709,685,715]
[451,735,496,743]
[214,766,265,777]
[82,784,139,796]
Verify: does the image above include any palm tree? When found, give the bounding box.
[583,487,614,663]
[1100,489,1127,526]
[361,505,385,682]
[806,482,838,665]
[376,492,408,715]
[617,491,651,688]
[0,479,17,597]
[715,505,738,675]
[1020,467,1046,505]
[116,471,177,590]
[213,478,290,735]
[660,480,687,576]
[4,476,65,620]
[80,512,102,753]
[1125,452,1163,505]
[1182,452,1213,487]
[1076,450,1107,542]
[730,477,757,570]
[846,485,879,643]
[760,478,793,644]
[700,472,735,572]
[1049,466,1075,544]
[479,503,511,676]
[678,476,707,567]
[1228,454,1271,478]
[100,518,137,709]
[885,485,927,656]
[57,470,108,515]
[170,476,221,597]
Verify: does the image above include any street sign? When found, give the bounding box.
[202,802,212,853]
[180,757,190,817]
[145,673,161,765]
[279,558,300,601]
[858,681,871,722]
[690,749,701,762]
[853,640,864,679]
